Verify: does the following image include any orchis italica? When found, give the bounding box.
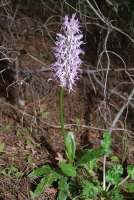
[52,13,84,92]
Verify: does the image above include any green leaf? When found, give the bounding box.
[107,186,123,200]
[27,155,32,163]
[83,159,98,176]
[76,118,80,125]
[113,193,123,200]
[15,171,22,179]
[84,159,98,170]
[40,108,50,117]
[43,111,50,116]
[28,165,52,178]
[127,165,134,180]
[10,167,18,172]
[29,190,35,199]
[76,148,108,166]
[80,180,98,198]
[26,138,31,145]
[65,132,76,164]
[15,129,20,136]
[59,162,76,177]
[3,124,11,131]
[124,182,134,193]
[110,156,120,163]
[33,171,62,197]
[101,132,112,150]
[38,51,45,59]
[0,142,4,152]
[0,169,8,177]
[57,177,69,200]
[106,165,123,185]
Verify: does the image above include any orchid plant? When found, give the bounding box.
[51,13,84,164]
[28,14,134,199]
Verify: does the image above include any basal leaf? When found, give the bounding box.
[57,177,69,200]
[76,148,107,166]
[33,170,62,197]
[59,162,76,177]
[33,175,50,197]
[28,165,52,178]
[65,132,76,164]
[101,132,112,150]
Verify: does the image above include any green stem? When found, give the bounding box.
[60,87,66,141]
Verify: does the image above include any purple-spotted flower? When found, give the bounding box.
[52,13,84,92]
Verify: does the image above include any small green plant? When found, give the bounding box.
[28,132,134,199]
[0,142,4,152]
[40,107,50,118]
[0,157,21,179]
[0,166,21,178]
[3,124,11,131]
[15,129,21,136]
[38,51,46,59]
[0,156,21,179]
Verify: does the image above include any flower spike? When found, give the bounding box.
[52,13,84,92]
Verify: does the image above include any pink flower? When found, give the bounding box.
[52,13,84,92]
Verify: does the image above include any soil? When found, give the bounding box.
[0,1,133,200]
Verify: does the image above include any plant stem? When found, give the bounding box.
[60,87,66,141]
[118,175,130,186]
[106,182,111,191]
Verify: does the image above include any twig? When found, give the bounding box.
[109,88,134,133]
[85,0,134,43]
[5,64,134,75]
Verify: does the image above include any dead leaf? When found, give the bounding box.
[88,132,100,139]
[26,144,37,155]
[17,193,25,200]
[55,152,66,163]
[16,140,24,149]
[44,187,57,195]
